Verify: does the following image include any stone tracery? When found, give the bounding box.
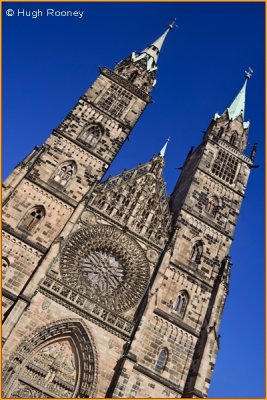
[61,225,150,313]
[81,250,125,294]
[90,161,171,247]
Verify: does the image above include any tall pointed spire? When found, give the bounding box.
[226,67,253,127]
[159,137,170,157]
[131,20,176,72]
[227,79,247,121]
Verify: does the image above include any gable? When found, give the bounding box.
[90,160,171,247]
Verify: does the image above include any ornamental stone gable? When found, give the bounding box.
[90,155,171,247]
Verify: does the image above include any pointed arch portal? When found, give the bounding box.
[3,319,98,398]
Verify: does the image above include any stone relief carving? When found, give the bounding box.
[11,382,50,398]
[3,319,98,399]
[60,225,150,313]
[146,249,159,263]
[11,340,77,398]
[80,210,97,225]
[41,300,51,312]
[40,277,134,339]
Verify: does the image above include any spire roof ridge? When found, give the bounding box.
[159,137,170,158]
[227,79,247,121]
[213,68,252,129]
[227,67,253,126]
[131,20,176,73]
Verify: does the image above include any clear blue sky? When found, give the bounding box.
[2,2,265,398]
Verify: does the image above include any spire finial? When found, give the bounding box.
[160,137,170,157]
[226,69,253,125]
[245,66,253,80]
[132,21,175,73]
[168,18,178,30]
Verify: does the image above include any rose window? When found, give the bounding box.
[60,225,150,313]
[81,251,124,294]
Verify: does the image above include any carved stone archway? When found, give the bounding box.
[3,319,98,398]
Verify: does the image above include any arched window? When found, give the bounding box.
[217,127,224,139]
[53,161,76,187]
[142,82,148,90]
[211,150,238,184]
[155,348,168,373]
[191,241,203,264]
[128,70,138,83]
[79,124,103,147]
[173,291,189,317]
[19,206,45,233]
[206,195,219,216]
[230,131,238,146]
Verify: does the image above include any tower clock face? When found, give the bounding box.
[60,225,150,313]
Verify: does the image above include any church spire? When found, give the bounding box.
[114,21,175,93]
[159,137,170,157]
[131,20,176,72]
[226,67,253,127]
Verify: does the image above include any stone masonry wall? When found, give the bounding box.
[2,291,125,398]
[2,231,42,298]
[28,133,108,203]
[2,179,73,249]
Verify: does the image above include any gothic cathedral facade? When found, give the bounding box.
[2,24,256,398]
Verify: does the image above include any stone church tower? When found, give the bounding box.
[2,22,255,398]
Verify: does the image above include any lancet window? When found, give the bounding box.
[19,206,45,233]
[191,241,203,264]
[230,131,238,146]
[53,161,76,187]
[173,291,189,318]
[78,123,103,147]
[155,348,168,373]
[206,195,220,216]
[217,127,224,139]
[128,70,138,83]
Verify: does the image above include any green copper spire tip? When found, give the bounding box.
[227,67,253,125]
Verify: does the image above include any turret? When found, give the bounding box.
[204,68,253,153]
